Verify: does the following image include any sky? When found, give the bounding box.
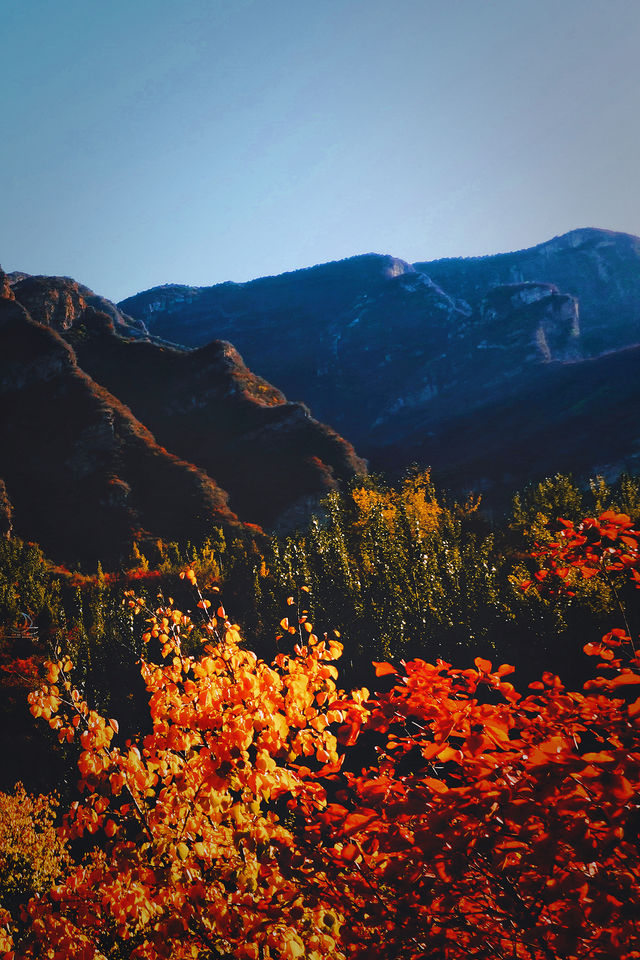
[2,0,639,302]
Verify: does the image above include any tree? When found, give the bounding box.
[12,580,363,959]
[293,511,640,958]
[4,512,640,958]
[0,785,70,953]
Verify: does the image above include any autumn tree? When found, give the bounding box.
[291,511,640,958]
[3,510,640,959]
[8,581,366,959]
[0,785,70,954]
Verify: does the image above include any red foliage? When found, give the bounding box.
[521,511,640,596]
[2,527,640,959]
[297,646,640,958]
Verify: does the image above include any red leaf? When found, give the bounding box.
[342,810,379,836]
[340,843,359,861]
[474,657,492,674]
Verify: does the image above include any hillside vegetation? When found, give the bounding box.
[1,469,640,958]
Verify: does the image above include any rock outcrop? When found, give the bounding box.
[10,274,146,338]
[417,228,640,356]
[479,282,580,362]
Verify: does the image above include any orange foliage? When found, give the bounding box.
[4,516,640,958]
[16,586,359,959]
[292,512,639,959]
[296,645,640,958]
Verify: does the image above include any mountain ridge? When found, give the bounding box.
[0,268,366,565]
[118,228,638,304]
[119,228,640,502]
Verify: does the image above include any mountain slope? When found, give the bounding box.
[65,319,366,529]
[372,342,640,504]
[0,292,237,564]
[119,254,473,445]
[0,270,365,565]
[119,228,640,499]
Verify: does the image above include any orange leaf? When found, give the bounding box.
[620,535,638,548]
[610,670,640,688]
[340,842,359,861]
[610,775,634,801]
[342,810,379,836]
[628,696,640,718]
[422,777,448,794]
[372,661,398,677]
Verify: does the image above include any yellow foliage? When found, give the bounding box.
[0,783,71,907]
[352,486,398,530]
[352,470,441,539]
[401,470,441,537]
[21,583,358,959]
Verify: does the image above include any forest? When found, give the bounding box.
[1,470,639,958]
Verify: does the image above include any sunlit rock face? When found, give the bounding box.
[0,271,365,565]
[478,282,580,364]
[8,274,147,338]
[0,268,14,301]
[120,229,640,505]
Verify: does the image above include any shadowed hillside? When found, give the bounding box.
[0,269,365,565]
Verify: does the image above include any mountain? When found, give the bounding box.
[0,270,365,565]
[375,342,640,505]
[119,255,472,446]
[417,227,640,356]
[119,229,640,499]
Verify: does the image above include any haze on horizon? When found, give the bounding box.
[2,0,639,303]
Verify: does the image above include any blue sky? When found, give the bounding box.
[2,0,639,301]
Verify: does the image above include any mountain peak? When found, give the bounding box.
[536,227,640,255]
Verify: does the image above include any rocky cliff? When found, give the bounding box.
[417,228,640,356]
